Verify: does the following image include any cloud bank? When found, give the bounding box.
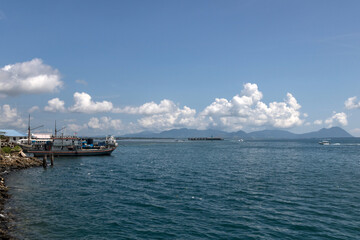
[43,83,307,133]
[110,83,304,132]
[113,99,199,131]
[0,58,63,97]
[200,83,303,131]
[28,82,352,134]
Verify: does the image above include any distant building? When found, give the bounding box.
[0,131,4,148]
[0,129,27,143]
[0,131,5,146]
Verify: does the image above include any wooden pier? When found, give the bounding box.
[42,154,55,168]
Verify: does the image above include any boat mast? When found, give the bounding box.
[27,115,31,145]
[54,120,65,138]
[27,115,44,144]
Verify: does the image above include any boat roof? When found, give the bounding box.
[0,129,27,137]
[33,133,52,139]
[53,136,79,140]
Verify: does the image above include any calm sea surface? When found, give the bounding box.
[5,139,360,239]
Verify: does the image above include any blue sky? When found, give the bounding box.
[1,0,360,136]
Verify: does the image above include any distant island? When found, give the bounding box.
[121,127,353,139]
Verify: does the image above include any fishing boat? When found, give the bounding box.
[19,117,118,157]
[22,135,118,157]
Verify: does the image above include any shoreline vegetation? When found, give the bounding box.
[0,147,42,239]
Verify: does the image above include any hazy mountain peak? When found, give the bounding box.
[121,127,353,139]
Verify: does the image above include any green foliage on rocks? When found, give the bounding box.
[0,145,22,154]
[1,147,11,154]
[0,135,8,140]
[11,145,22,152]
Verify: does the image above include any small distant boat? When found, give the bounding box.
[318,140,330,145]
[188,137,223,141]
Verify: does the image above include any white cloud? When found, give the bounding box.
[0,104,25,128]
[113,99,200,131]
[88,117,123,131]
[44,98,66,112]
[200,83,304,131]
[313,120,323,125]
[137,105,199,131]
[65,117,139,135]
[69,92,113,113]
[114,99,178,115]
[325,112,348,127]
[87,117,101,129]
[66,123,87,135]
[0,58,63,97]
[28,106,40,113]
[345,96,360,109]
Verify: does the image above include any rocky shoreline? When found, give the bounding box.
[0,152,42,239]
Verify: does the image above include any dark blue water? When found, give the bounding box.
[5,139,360,239]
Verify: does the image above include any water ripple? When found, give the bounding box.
[5,139,360,239]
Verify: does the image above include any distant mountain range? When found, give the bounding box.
[121,127,353,139]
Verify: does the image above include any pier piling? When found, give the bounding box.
[43,155,47,168]
[50,154,54,166]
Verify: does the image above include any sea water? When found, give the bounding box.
[5,139,360,239]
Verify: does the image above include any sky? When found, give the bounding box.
[1,0,360,136]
